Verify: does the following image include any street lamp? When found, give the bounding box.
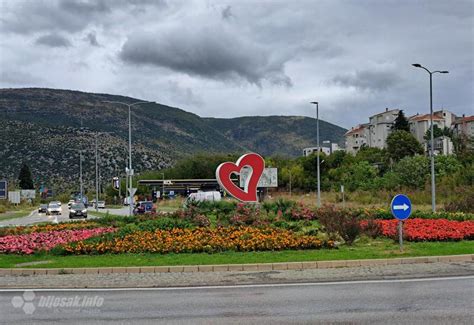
[310,101,321,208]
[102,100,154,216]
[412,64,449,213]
[161,172,165,200]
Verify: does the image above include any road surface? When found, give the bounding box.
[1,276,472,324]
[0,205,98,227]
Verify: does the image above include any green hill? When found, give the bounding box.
[0,88,346,191]
[204,116,346,157]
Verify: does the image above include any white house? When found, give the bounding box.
[367,108,400,149]
[344,124,369,155]
[303,143,343,157]
[409,109,457,155]
[452,115,474,139]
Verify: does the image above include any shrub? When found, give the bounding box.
[360,219,383,238]
[444,188,474,213]
[317,205,361,245]
[229,203,260,226]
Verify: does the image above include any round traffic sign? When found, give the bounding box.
[390,194,412,220]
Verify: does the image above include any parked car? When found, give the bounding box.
[46,203,61,215]
[133,201,156,215]
[69,203,88,219]
[38,204,48,214]
[97,201,106,209]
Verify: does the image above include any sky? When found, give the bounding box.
[0,0,472,129]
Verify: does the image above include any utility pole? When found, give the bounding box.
[161,172,165,200]
[79,151,83,200]
[95,133,99,212]
[310,101,321,207]
[412,64,449,212]
[102,100,153,216]
[289,169,292,197]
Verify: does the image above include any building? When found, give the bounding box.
[303,143,343,157]
[344,124,368,155]
[452,115,474,138]
[367,108,400,149]
[409,109,457,155]
[409,113,446,144]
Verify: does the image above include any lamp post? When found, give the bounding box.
[103,100,153,216]
[412,64,448,213]
[95,133,99,212]
[310,101,321,207]
[161,172,165,200]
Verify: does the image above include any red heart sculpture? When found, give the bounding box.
[216,153,265,202]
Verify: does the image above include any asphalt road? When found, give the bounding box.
[0,205,97,227]
[1,276,472,324]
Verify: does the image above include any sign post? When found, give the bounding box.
[390,194,412,252]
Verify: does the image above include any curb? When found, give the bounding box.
[0,254,472,276]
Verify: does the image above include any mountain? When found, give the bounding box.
[0,88,346,191]
[205,116,346,157]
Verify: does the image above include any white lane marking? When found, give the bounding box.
[0,275,472,292]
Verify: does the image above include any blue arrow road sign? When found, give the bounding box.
[391,194,412,220]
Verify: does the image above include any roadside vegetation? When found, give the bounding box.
[0,201,472,267]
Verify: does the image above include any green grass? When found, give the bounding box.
[0,239,472,269]
[0,209,32,221]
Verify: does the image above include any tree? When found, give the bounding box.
[392,110,410,132]
[393,155,429,188]
[18,164,34,189]
[386,130,424,161]
[424,124,449,141]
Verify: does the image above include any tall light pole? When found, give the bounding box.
[79,151,83,200]
[310,101,321,207]
[161,172,165,200]
[103,100,153,216]
[412,64,449,212]
[95,133,99,212]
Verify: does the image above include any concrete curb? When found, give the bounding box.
[0,254,472,276]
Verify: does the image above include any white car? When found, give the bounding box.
[47,203,61,215]
[97,201,106,209]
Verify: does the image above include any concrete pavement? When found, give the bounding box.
[1,276,472,324]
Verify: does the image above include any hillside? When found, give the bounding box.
[0,88,346,191]
[205,116,346,157]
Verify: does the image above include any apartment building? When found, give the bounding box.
[344,124,369,155]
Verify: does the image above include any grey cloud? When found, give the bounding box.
[35,33,71,47]
[1,0,165,35]
[58,0,110,15]
[221,6,234,20]
[0,70,46,86]
[85,32,100,46]
[120,27,292,86]
[332,68,401,92]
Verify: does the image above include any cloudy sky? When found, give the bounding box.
[0,0,472,128]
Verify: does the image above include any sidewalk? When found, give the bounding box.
[1,255,472,289]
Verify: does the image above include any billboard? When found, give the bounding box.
[8,191,21,204]
[240,167,278,188]
[0,180,6,199]
[20,190,36,199]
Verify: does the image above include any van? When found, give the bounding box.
[185,191,221,205]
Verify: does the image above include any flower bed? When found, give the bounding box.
[0,228,115,254]
[356,208,474,221]
[0,221,102,237]
[361,218,474,241]
[63,227,334,255]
